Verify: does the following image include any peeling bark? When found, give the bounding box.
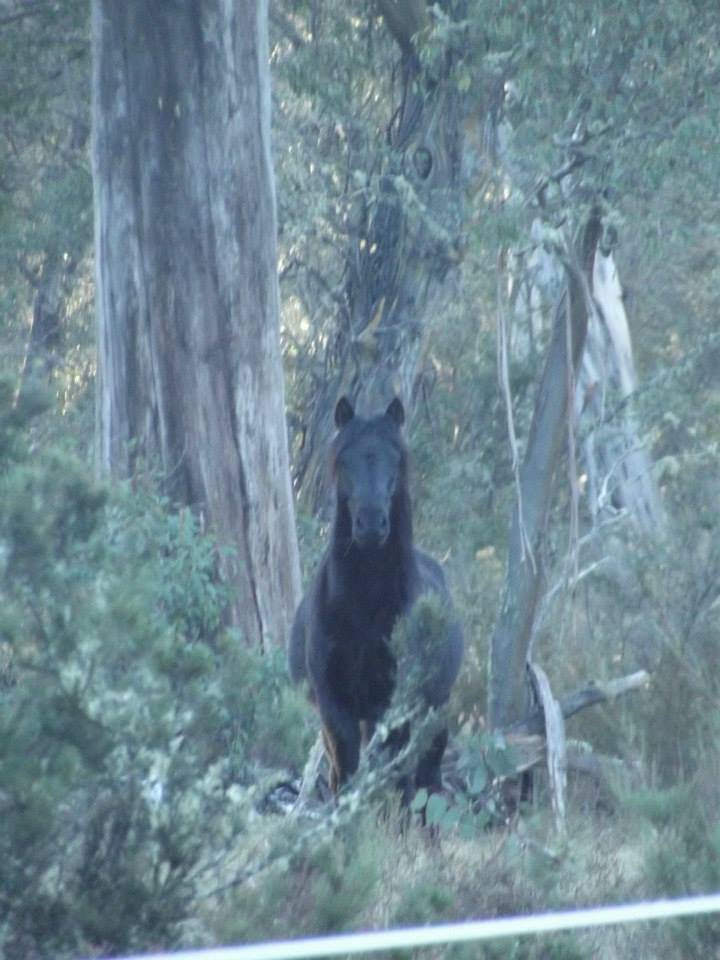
[488,217,601,731]
[512,234,663,533]
[528,662,567,832]
[580,251,664,532]
[91,1,301,646]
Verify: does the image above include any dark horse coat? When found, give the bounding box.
[289,396,463,795]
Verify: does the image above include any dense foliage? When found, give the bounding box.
[1,0,719,957]
[0,383,311,957]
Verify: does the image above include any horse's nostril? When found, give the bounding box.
[354,506,388,544]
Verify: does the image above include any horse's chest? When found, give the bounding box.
[325,606,399,720]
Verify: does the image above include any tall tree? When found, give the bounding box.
[480,0,720,727]
[489,216,601,730]
[0,1,92,407]
[91,2,301,646]
[284,1,467,510]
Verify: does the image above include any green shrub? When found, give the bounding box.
[469,936,587,960]
[393,879,454,927]
[309,825,382,933]
[0,382,312,958]
[625,772,720,958]
[217,818,382,944]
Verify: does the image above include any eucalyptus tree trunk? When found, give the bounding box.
[345,0,464,409]
[579,250,664,532]
[489,218,601,731]
[511,235,663,533]
[296,0,465,510]
[91,1,301,647]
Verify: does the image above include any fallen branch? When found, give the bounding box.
[508,669,650,737]
[290,734,327,816]
[528,663,567,832]
[505,734,642,788]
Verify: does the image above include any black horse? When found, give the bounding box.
[289,396,463,796]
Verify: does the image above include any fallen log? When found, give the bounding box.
[507,670,650,737]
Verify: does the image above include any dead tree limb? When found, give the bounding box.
[528,662,567,832]
[507,669,650,737]
[505,735,642,787]
[488,213,602,731]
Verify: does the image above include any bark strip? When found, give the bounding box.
[91,1,301,644]
[488,216,602,730]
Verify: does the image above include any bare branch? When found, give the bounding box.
[508,670,650,737]
[489,213,602,730]
[497,249,535,571]
[0,2,47,27]
[506,734,642,789]
[528,663,566,832]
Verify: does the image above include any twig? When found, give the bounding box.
[0,2,47,27]
[496,250,535,572]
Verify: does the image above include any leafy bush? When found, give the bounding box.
[0,381,312,958]
[216,818,383,944]
[601,441,720,787]
[626,768,720,958]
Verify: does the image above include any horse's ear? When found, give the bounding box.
[385,397,405,427]
[335,396,355,428]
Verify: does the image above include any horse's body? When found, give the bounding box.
[289,397,463,795]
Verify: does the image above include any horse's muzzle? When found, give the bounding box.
[352,505,389,549]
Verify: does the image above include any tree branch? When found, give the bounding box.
[376,0,428,54]
[488,213,602,731]
[528,662,566,832]
[0,3,47,27]
[508,670,650,737]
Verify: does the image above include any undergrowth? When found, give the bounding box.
[3,369,718,959]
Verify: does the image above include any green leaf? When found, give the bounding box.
[410,788,429,813]
[470,765,488,794]
[440,805,462,830]
[486,745,517,778]
[459,812,476,840]
[425,793,449,827]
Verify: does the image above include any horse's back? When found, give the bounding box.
[413,548,464,708]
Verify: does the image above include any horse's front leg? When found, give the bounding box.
[317,693,361,794]
[415,727,449,793]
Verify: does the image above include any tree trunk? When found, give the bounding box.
[19,254,63,395]
[512,235,664,533]
[344,1,464,412]
[488,217,601,730]
[91,1,301,647]
[579,250,664,532]
[295,0,465,511]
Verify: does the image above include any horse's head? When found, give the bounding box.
[332,396,406,550]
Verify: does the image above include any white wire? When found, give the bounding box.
[99,893,720,960]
